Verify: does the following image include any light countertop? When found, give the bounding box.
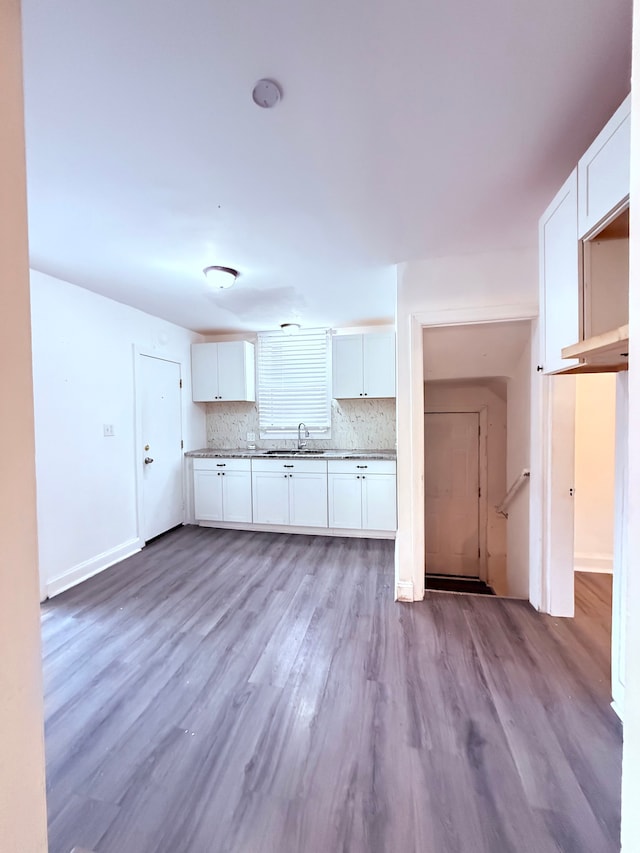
[185,448,396,461]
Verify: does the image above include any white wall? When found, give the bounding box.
[31,271,206,596]
[206,398,396,450]
[573,373,616,572]
[0,0,49,846]
[425,380,508,593]
[506,335,531,598]
[395,248,537,600]
[621,2,640,848]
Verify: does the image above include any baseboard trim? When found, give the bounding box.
[574,552,614,574]
[195,520,396,540]
[611,699,624,721]
[396,580,415,602]
[45,537,144,598]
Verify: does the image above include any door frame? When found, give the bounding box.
[424,408,488,582]
[395,302,537,602]
[133,347,184,544]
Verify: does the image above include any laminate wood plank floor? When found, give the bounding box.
[41,528,621,853]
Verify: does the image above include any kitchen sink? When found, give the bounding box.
[263,449,324,455]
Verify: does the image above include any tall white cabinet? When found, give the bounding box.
[332,332,395,398]
[538,170,580,374]
[537,94,631,720]
[577,94,631,239]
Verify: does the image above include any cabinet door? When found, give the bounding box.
[578,95,631,238]
[332,335,364,398]
[217,341,255,402]
[362,474,397,531]
[289,472,328,528]
[252,471,290,524]
[539,170,580,374]
[222,470,253,523]
[328,473,362,529]
[193,470,224,521]
[363,333,396,398]
[191,343,219,401]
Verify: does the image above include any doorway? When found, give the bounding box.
[138,353,184,542]
[424,411,481,578]
[538,369,625,713]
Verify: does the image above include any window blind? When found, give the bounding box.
[257,329,332,434]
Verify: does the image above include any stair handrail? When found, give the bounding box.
[496,468,530,518]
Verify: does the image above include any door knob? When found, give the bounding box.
[144,456,154,464]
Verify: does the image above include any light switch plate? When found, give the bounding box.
[103,424,115,437]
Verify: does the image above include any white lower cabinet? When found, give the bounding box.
[362,474,397,531]
[328,460,397,531]
[251,470,290,525]
[192,455,396,536]
[193,458,252,523]
[328,473,363,529]
[252,459,328,528]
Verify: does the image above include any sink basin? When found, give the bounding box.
[263,449,324,455]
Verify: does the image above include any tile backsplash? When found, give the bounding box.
[205,398,396,450]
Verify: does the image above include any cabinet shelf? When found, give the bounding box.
[561,324,629,373]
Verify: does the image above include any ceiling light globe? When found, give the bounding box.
[203,266,238,289]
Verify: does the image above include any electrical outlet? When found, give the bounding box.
[247,432,256,443]
[103,424,115,437]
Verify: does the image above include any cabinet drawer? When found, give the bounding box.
[251,458,328,474]
[327,459,396,475]
[193,457,251,472]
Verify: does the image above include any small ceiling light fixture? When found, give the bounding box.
[252,78,282,109]
[280,322,301,334]
[203,266,239,289]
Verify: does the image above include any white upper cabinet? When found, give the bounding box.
[539,169,580,374]
[191,341,255,402]
[332,332,396,398]
[577,94,631,239]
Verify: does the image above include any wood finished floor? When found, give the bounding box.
[42,528,621,853]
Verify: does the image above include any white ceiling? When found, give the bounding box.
[21,0,632,334]
[423,321,531,381]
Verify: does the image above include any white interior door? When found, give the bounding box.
[141,354,183,541]
[425,411,480,577]
[543,374,576,614]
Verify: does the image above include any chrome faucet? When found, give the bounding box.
[298,422,309,450]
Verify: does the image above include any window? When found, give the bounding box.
[257,329,332,438]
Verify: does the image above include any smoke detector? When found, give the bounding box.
[252,79,282,109]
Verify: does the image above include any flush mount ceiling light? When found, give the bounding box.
[203,266,238,289]
[280,322,301,334]
[252,79,282,109]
